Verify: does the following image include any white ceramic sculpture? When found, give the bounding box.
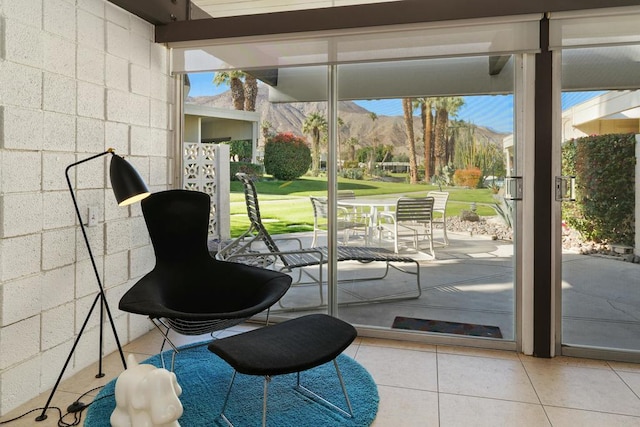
[110,354,183,427]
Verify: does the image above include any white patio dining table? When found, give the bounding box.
[337,197,399,243]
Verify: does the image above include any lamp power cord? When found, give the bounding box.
[0,386,112,426]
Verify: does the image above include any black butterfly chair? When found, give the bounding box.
[119,189,292,369]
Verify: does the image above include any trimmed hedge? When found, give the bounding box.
[264,132,312,181]
[562,133,636,246]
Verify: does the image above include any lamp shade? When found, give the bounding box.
[109,154,150,206]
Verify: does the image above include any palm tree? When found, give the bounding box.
[402,98,419,184]
[302,112,328,176]
[244,74,258,111]
[345,136,359,162]
[213,71,245,110]
[368,112,378,173]
[433,97,464,171]
[414,98,435,181]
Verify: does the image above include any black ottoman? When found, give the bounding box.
[208,314,358,427]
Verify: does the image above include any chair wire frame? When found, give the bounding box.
[216,173,423,310]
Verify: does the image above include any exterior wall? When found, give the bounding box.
[0,0,174,415]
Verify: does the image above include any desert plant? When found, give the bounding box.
[453,166,482,188]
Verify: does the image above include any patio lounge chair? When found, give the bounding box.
[216,173,422,309]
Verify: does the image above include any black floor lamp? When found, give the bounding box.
[36,149,150,422]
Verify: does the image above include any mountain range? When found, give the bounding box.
[186,84,509,157]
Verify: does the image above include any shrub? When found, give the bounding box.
[339,168,364,180]
[226,140,252,162]
[230,162,263,181]
[264,132,312,180]
[453,167,482,188]
[562,133,635,245]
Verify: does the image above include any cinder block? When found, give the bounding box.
[129,244,155,280]
[130,125,150,156]
[0,61,42,109]
[104,250,129,288]
[150,44,169,76]
[77,81,105,120]
[77,8,105,50]
[41,265,74,311]
[105,1,130,28]
[43,72,76,115]
[0,274,42,325]
[128,312,154,342]
[76,117,105,154]
[128,93,150,126]
[129,33,150,68]
[106,21,129,60]
[74,295,100,335]
[43,111,75,152]
[78,0,105,18]
[0,233,41,282]
[3,19,42,68]
[105,219,131,255]
[0,150,41,193]
[106,54,129,91]
[149,128,170,157]
[42,152,76,191]
[1,106,44,150]
[130,14,153,39]
[1,0,43,25]
[39,339,75,392]
[149,71,170,102]
[77,45,105,85]
[43,0,76,41]
[150,98,168,130]
[0,356,41,416]
[43,33,75,77]
[106,88,130,123]
[129,63,150,96]
[42,227,76,270]
[129,215,149,248]
[149,156,168,186]
[41,302,74,350]
[75,256,104,299]
[0,192,43,237]
[42,190,76,230]
[0,316,40,370]
[105,122,129,154]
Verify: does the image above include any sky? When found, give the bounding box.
[188,72,604,134]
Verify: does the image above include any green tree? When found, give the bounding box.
[213,71,245,110]
[402,98,419,184]
[433,97,464,171]
[212,71,259,112]
[302,112,328,176]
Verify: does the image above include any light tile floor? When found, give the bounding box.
[2,324,640,426]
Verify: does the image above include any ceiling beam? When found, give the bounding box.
[107,0,190,25]
[156,0,640,43]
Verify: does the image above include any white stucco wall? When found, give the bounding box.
[0,0,174,415]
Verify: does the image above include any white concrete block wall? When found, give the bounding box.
[0,0,174,415]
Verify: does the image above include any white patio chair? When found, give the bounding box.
[427,191,450,246]
[378,196,435,258]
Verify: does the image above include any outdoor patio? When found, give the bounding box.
[264,228,640,352]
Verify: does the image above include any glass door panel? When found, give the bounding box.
[559,45,640,354]
[334,57,518,344]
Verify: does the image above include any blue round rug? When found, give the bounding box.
[85,342,379,426]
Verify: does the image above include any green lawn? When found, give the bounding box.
[229,176,500,237]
